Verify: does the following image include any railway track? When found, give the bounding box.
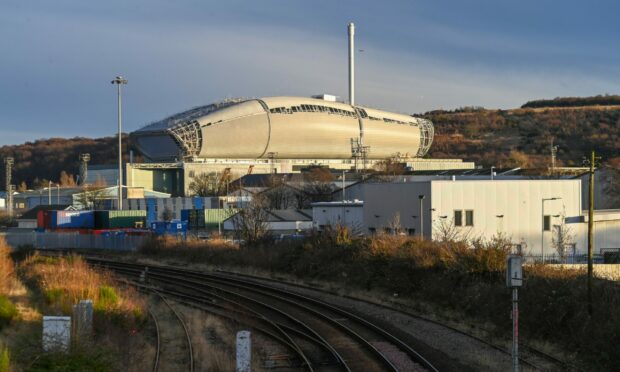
[88,258,439,371]
[148,290,194,372]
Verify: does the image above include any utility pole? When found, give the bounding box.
[111,76,128,210]
[586,150,598,316]
[48,180,52,205]
[4,157,13,218]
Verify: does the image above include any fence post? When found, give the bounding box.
[72,300,93,346]
[236,330,251,372]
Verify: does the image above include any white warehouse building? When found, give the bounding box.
[318,179,620,257]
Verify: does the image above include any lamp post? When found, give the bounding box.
[111,76,128,211]
[541,197,561,262]
[491,166,495,180]
[48,181,52,205]
[56,183,60,204]
[418,195,425,238]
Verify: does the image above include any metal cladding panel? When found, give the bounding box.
[266,113,359,159]
[197,100,269,158]
[361,119,421,158]
[52,211,95,229]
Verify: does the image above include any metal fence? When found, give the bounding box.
[523,254,606,264]
[2,231,147,251]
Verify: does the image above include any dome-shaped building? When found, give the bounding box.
[132,96,434,162]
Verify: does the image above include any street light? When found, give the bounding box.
[541,197,561,262]
[418,195,425,238]
[491,166,495,180]
[48,180,52,205]
[111,76,128,210]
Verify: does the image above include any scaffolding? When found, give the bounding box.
[350,138,370,172]
[416,118,434,157]
[168,120,203,159]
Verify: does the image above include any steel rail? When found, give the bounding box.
[100,263,320,371]
[90,259,431,371]
[153,290,194,372]
[147,308,161,372]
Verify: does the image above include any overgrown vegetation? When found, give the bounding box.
[19,254,146,326]
[0,238,16,330]
[141,230,620,370]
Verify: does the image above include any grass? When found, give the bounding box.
[0,344,8,372]
[139,230,620,371]
[0,296,17,329]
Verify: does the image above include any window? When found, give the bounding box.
[454,210,463,226]
[543,215,551,231]
[407,228,416,236]
[368,227,376,234]
[465,210,474,226]
[383,227,392,234]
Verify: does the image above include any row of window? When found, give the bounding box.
[268,105,417,126]
[454,210,474,227]
[368,227,416,235]
[269,104,357,117]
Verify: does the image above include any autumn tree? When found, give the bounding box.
[59,171,76,187]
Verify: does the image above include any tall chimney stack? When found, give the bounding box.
[348,22,355,106]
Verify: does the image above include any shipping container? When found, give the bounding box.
[37,210,50,229]
[150,220,187,237]
[183,208,237,230]
[180,209,190,223]
[50,210,95,229]
[94,210,147,229]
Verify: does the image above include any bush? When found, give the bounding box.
[0,237,14,295]
[28,350,112,372]
[0,296,17,329]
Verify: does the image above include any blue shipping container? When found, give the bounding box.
[146,198,157,224]
[51,210,95,229]
[180,209,190,223]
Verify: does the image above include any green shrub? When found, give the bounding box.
[96,286,118,311]
[0,345,9,372]
[0,295,17,328]
[28,350,112,372]
[44,288,64,305]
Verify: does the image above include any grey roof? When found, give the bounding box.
[14,187,84,199]
[266,209,312,222]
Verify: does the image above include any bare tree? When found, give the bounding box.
[552,212,575,260]
[232,194,271,245]
[433,218,471,242]
[188,172,219,197]
[299,168,335,208]
[162,207,174,222]
[74,176,109,210]
[387,212,402,235]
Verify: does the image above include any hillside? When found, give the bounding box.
[0,135,142,189]
[424,105,620,168]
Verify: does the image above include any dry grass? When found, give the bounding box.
[0,237,14,295]
[19,254,146,323]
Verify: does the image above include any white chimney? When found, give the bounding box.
[348,22,355,106]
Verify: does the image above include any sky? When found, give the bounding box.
[1,0,619,145]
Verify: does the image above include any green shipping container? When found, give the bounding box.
[94,210,147,229]
[187,209,237,230]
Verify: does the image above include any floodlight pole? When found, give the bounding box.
[111,76,128,211]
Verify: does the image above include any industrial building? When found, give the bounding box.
[316,178,620,258]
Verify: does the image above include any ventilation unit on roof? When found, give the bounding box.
[311,94,338,102]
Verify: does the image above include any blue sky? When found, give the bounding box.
[1,0,619,145]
